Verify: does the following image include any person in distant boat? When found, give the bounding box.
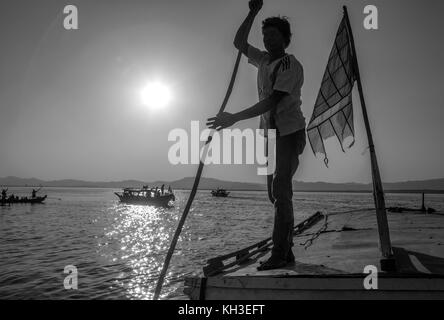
[161,184,165,195]
[1,188,7,200]
[207,0,306,271]
[168,185,172,194]
[32,189,37,198]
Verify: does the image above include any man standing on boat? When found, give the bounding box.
[31,187,41,199]
[1,188,7,201]
[207,0,306,270]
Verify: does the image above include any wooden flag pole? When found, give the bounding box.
[343,6,396,271]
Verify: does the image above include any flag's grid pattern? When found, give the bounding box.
[307,18,357,166]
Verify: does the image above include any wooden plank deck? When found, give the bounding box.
[184,209,444,299]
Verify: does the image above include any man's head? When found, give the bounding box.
[262,16,292,52]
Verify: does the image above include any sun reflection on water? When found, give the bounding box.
[102,202,181,300]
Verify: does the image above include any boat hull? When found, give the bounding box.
[0,195,47,204]
[115,193,175,207]
[185,274,444,300]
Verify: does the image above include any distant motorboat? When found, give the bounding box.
[114,187,175,207]
[211,188,230,197]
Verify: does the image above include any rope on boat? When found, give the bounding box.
[326,207,375,216]
[300,214,329,250]
[152,51,243,300]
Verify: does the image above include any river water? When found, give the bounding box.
[1,187,443,300]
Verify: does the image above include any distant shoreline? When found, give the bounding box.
[2,185,444,194]
[3,176,444,194]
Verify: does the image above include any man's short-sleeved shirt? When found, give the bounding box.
[247,45,306,137]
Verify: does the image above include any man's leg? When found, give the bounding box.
[271,133,298,261]
[266,137,275,205]
[267,174,274,205]
[258,130,306,270]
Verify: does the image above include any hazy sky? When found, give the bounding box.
[1,0,443,184]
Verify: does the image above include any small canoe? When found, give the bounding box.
[0,195,47,205]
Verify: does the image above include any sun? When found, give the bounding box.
[140,81,172,110]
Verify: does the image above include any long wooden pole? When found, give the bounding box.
[343,6,394,264]
[152,51,243,300]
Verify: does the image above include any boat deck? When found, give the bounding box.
[184,208,444,299]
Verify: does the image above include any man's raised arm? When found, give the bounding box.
[233,0,263,55]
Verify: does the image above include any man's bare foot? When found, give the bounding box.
[257,257,287,271]
[259,251,295,265]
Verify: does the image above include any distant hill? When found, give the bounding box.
[1,176,444,193]
[292,179,444,193]
[161,177,266,191]
[0,176,145,189]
